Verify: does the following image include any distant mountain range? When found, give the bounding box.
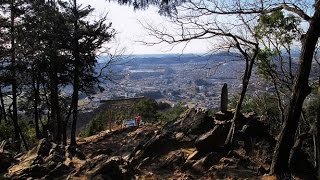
[97,52,242,66]
[130,52,242,64]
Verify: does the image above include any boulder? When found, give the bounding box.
[191,152,221,173]
[175,132,185,141]
[160,151,186,170]
[214,111,234,121]
[129,133,175,165]
[66,145,86,160]
[187,151,203,161]
[74,154,109,177]
[88,156,134,180]
[137,157,151,168]
[90,147,113,158]
[257,165,269,175]
[241,119,268,138]
[195,125,229,153]
[0,152,16,173]
[45,163,71,179]
[191,159,206,173]
[5,139,70,179]
[163,108,215,137]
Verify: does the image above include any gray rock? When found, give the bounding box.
[164,108,215,137]
[195,125,229,153]
[5,138,69,179]
[191,152,221,173]
[89,156,134,180]
[160,151,186,170]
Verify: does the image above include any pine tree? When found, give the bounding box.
[0,0,29,150]
[59,0,115,145]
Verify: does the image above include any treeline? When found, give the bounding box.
[0,0,115,150]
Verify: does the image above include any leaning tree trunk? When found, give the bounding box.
[224,78,248,145]
[270,10,320,175]
[225,54,255,146]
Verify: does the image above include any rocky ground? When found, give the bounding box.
[0,108,316,179]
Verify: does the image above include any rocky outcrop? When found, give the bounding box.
[195,125,230,153]
[160,151,186,170]
[5,138,135,180]
[129,108,215,165]
[84,156,134,180]
[128,108,279,178]
[164,108,215,138]
[5,139,70,179]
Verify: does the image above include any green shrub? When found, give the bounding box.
[230,93,283,135]
[305,95,319,124]
[18,117,37,148]
[133,97,157,122]
[79,111,106,137]
[0,121,14,141]
[156,102,187,123]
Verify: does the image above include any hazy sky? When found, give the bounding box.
[77,0,210,55]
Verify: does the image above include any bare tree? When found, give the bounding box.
[141,0,262,146]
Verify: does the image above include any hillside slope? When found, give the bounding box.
[2,109,316,179]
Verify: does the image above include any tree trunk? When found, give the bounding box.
[0,87,7,123]
[225,54,255,146]
[33,71,41,139]
[70,0,80,146]
[270,73,285,123]
[10,0,21,150]
[62,120,67,145]
[0,104,2,123]
[316,77,320,178]
[63,100,73,145]
[50,71,61,143]
[70,78,79,146]
[18,124,28,150]
[270,10,320,175]
[224,79,248,145]
[56,90,62,143]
